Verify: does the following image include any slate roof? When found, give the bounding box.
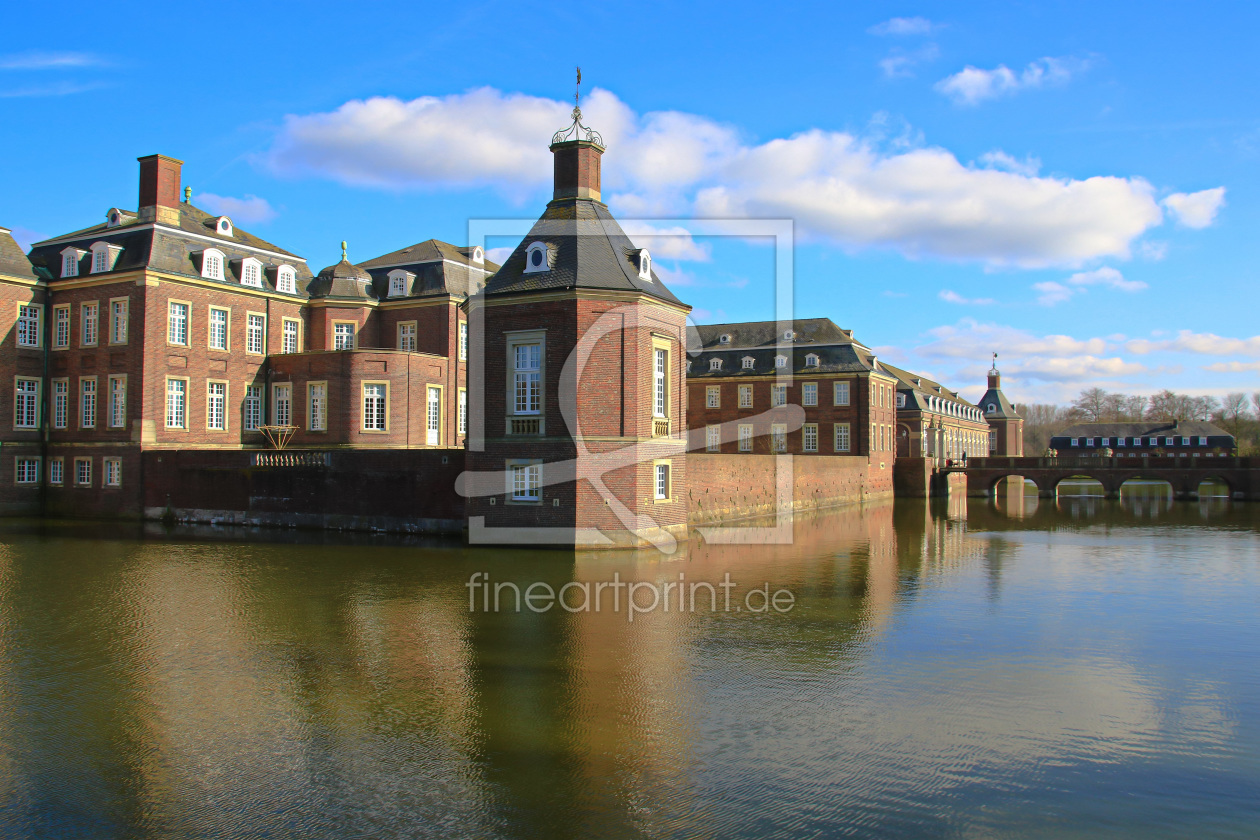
[1052,421,1233,442]
[483,198,684,306]
[0,228,38,282]
[688,343,878,378]
[308,258,376,301]
[360,239,499,300]
[26,203,312,296]
[881,362,979,411]
[977,382,1021,419]
[694,317,863,350]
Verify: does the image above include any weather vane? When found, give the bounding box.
[552,66,604,147]
[992,351,999,369]
[575,66,581,111]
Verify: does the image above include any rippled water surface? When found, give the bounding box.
[0,493,1257,839]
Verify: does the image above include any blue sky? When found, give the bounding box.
[1,1,1257,405]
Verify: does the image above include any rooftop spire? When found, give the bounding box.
[552,67,604,149]
[991,351,999,373]
[341,240,348,261]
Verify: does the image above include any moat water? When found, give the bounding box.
[0,488,1257,839]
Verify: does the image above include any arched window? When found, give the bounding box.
[638,249,652,281]
[524,241,550,274]
[710,358,722,371]
[783,330,796,341]
[774,355,787,369]
[387,270,412,298]
[805,353,819,367]
[719,334,731,344]
[240,257,263,288]
[215,216,233,237]
[742,356,754,369]
[276,265,297,294]
[986,403,996,415]
[201,249,225,281]
[471,246,484,264]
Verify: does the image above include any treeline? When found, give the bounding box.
[1015,389,1260,455]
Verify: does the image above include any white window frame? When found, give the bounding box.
[206,381,227,431]
[165,378,187,429]
[738,384,753,408]
[775,355,787,369]
[208,307,229,351]
[508,459,542,502]
[246,313,266,355]
[803,423,818,452]
[523,241,550,274]
[167,301,189,346]
[108,375,126,429]
[282,319,300,354]
[53,305,69,349]
[511,340,543,415]
[398,321,417,352]
[638,250,652,281]
[74,457,92,487]
[240,257,263,288]
[109,298,128,345]
[363,383,387,431]
[387,270,410,298]
[104,457,122,488]
[802,383,817,407]
[80,377,97,429]
[709,358,722,371]
[308,382,327,431]
[458,388,467,436]
[52,379,68,429]
[834,381,850,406]
[60,248,83,278]
[706,385,720,409]
[738,424,753,452]
[805,353,819,367]
[834,423,851,452]
[654,460,671,500]
[244,385,262,431]
[16,304,40,348]
[771,424,787,453]
[741,356,754,369]
[333,322,355,351]
[276,265,298,295]
[706,424,721,452]
[459,321,469,361]
[81,302,98,347]
[272,383,293,426]
[201,248,226,281]
[48,457,63,486]
[653,347,668,418]
[771,384,787,407]
[14,378,39,429]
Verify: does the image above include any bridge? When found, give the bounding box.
[961,455,1259,501]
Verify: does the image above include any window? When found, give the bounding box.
[738,385,753,408]
[834,381,850,406]
[276,266,297,295]
[15,458,39,485]
[282,319,300,354]
[896,393,906,408]
[426,386,440,445]
[775,355,787,369]
[333,322,355,351]
[771,384,787,407]
[16,305,40,347]
[738,424,753,452]
[783,330,796,341]
[108,376,126,428]
[398,322,417,352]
[241,259,263,288]
[834,423,851,452]
[308,383,327,431]
[91,247,107,274]
[803,423,818,452]
[52,380,67,429]
[75,457,91,487]
[104,458,121,487]
[1181,437,1190,446]
[207,382,226,430]
[1117,437,1126,447]
[1147,437,1157,447]
[654,462,671,500]
[653,348,668,417]
[165,379,186,429]
[513,343,542,414]
[706,425,721,452]
[54,306,69,349]
[110,299,127,344]
[363,384,387,431]
[1101,437,1110,447]
[511,461,542,501]
[14,378,38,429]
[638,250,652,281]
[247,314,266,354]
[1164,436,1175,446]
[272,384,292,426]
[523,241,550,274]
[244,386,262,431]
[459,322,469,361]
[989,429,997,452]
[215,217,233,237]
[1198,436,1208,446]
[709,358,722,371]
[458,389,467,436]
[201,249,225,281]
[706,385,720,409]
[805,354,819,367]
[208,307,228,351]
[81,302,98,346]
[388,274,406,298]
[80,378,97,428]
[802,383,817,406]
[719,334,731,345]
[167,302,188,345]
[48,458,63,486]
[742,356,754,369]
[1070,438,1079,447]
[61,250,80,278]
[771,424,787,453]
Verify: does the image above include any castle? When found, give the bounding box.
[0,107,1021,546]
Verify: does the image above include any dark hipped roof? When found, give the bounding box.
[688,344,878,378]
[694,318,862,349]
[881,361,977,410]
[0,228,38,282]
[1053,421,1233,441]
[308,258,376,300]
[978,382,1021,419]
[483,198,684,306]
[360,239,499,271]
[26,203,312,296]
[360,239,500,300]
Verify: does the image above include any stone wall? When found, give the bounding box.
[685,453,893,526]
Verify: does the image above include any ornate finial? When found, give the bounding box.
[552,68,604,148]
[991,351,999,372]
[183,186,191,203]
[341,240,348,261]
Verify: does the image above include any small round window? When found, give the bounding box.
[530,249,543,267]
[219,221,229,231]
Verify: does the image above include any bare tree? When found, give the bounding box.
[1219,392,1250,435]
[1120,395,1147,420]
[1147,390,1193,421]
[1018,403,1074,454]
[1191,395,1220,421]
[1071,387,1111,422]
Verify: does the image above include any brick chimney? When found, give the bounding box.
[137,154,183,225]
[550,139,603,201]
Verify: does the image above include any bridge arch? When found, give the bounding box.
[987,473,1038,496]
[1196,475,1233,497]
[1053,474,1107,497]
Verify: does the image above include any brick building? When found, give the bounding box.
[977,361,1024,456]
[1050,421,1234,458]
[883,363,992,461]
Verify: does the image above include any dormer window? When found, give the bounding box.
[471,246,484,264]
[106,208,124,229]
[387,269,414,298]
[775,355,787,368]
[524,241,550,274]
[710,358,722,371]
[240,257,263,288]
[783,330,796,341]
[60,248,85,278]
[805,353,819,367]
[742,356,754,369]
[200,249,225,281]
[719,334,731,345]
[276,265,297,294]
[986,403,996,415]
[638,249,652,281]
[215,216,233,237]
[897,393,906,408]
[89,241,123,274]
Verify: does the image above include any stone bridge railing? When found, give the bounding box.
[251,451,332,468]
[962,455,1256,500]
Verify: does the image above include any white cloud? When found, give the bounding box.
[194,193,277,225]
[879,45,940,79]
[1204,361,1260,373]
[1162,187,1226,228]
[1127,331,1260,357]
[939,289,995,305]
[917,319,1108,359]
[266,86,1204,269]
[1033,281,1073,306]
[0,51,106,70]
[936,57,1086,106]
[869,17,936,36]
[979,150,1040,177]
[618,222,711,261]
[484,246,514,265]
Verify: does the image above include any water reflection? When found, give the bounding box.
[0,495,1255,838]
